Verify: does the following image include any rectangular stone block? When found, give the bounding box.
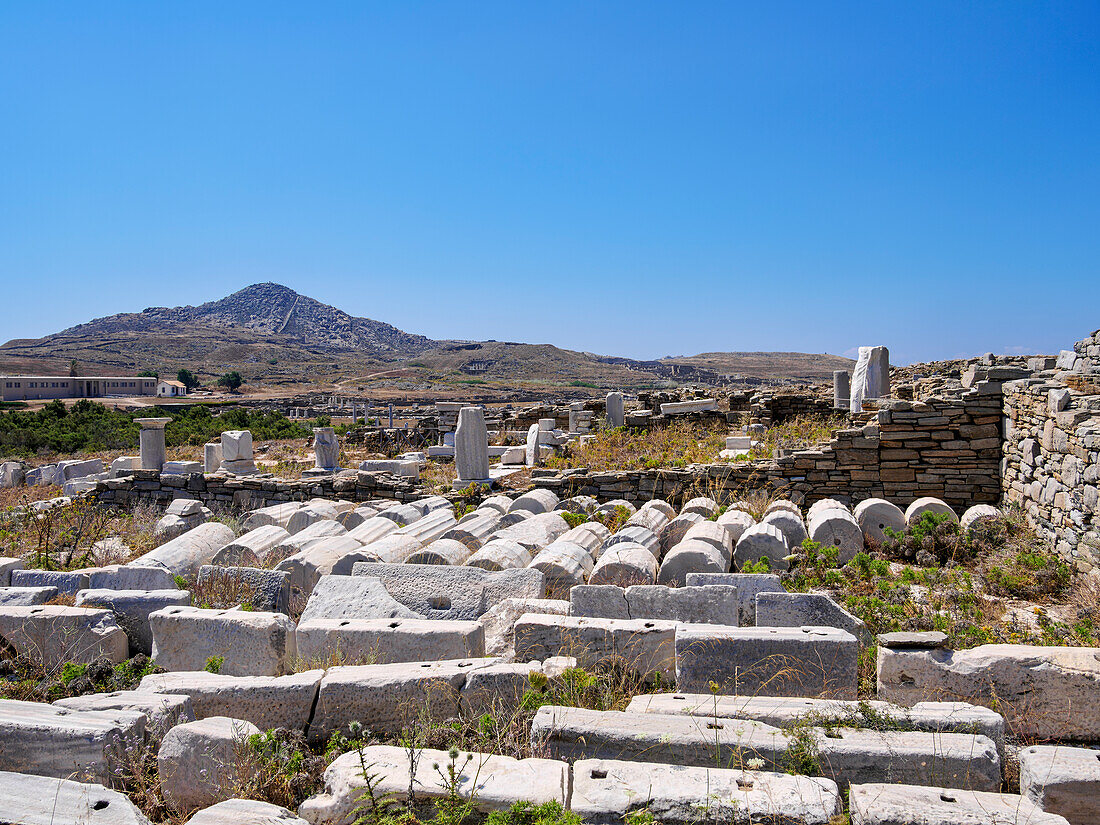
[532,706,1000,791]
[1020,744,1100,824]
[139,670,323,731]
[877,643,1100,741]
[149,605,296,676]
[0,770,153,825]
[571,584,738,625]
[848,783,1068,825]
[684,572,784,625]
[514,614,677,680]
[296,617,485,665]
[0,605,128,667]
[571,758,841,825]
[676,625,858,698]
[0,699,146,785]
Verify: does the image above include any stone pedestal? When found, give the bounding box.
[220,430,257,475]
[525,423,542,467]
[313,427,340,471]
[606,392,625,428]
[455,407,490,483]
[833,370,850,410]
[136,418,171,471]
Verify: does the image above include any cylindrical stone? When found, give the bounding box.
[590,542,659,587]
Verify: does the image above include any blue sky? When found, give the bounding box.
[1,2,1097,365]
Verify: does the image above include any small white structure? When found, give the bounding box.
[157,380,188,398]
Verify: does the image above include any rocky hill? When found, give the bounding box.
[52,283,435,355]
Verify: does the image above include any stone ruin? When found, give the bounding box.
[0,329,1098,823]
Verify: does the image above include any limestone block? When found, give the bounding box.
[536,706,998,792]
[0,585,58,605]
[847,783,1068,825]
[1019,744,1100,824]
[297,617,484,664]
[513,614,676,679]
[140,670,323,731]
[0,771,153,825]
[10,568,89,595]
[960,504,1002,532]
[657,539,727,585]
[478,597,570,657]
[0,463,25,488]
[185,798,308,825]
[309,658,499,741]
[211,525,291,567]
[590,543,658,586]
[162,460,204,475]
[685,572,785,625]
[133,522,236,578]
[853,498,906,545]
[570,758,841,825]
[756,591,871,643]
[0,556,23,587]
[465,538,532,571]
[660,399,718,415]
[87,564,179,591]
[75,588,191,655]
[807,507,863,563]
[196,566,291,614]
[0,605,128,667]
[569,585,630,619]
[149,606,297,677]
[734,522,790,571]
[0,699,146,784]
[877,643,1100,741]
[55,690,195,738]
[159,716,262,814]
[220,431,253,463]
[677,624,858,698]
[904,497,958,525]
[56,458,104,482]
[300,746,568,822]
[26,464,58,486]
[350,562,544,620]
[299,575,420,623]
[625,694,1004,755]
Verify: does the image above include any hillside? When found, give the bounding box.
[1,283,855,394]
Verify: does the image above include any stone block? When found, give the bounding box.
[185,798,308,824]
[140,670,323,731]
[756,591,871,644]
[296,617,484,664]
[0,699,146,785]
[0,771,153,825]
[676,624,858,698]
[658,539,727,585]
[350,562,544,620]
[734,523,790,571]
[299,745,568,822]
[75,588,191,655]
[1019,744,1100,824]
[210,525,291,567]
[0,586,58,606]
[149,605,296,677]
[10,568,89,595]
[198,567,290,616]
[570,758,841,825]
[513,614,677,679]
[685,572,785,625]
[848,783,1068,825]
[54,690,195,738]
[158,716,262,814]
[299,575,420,623]
[478,596,570,657]
[86,564,179,591]
[0,557,23,587]
[133,522,236,578]
[877,643,1100,741]
[0,605,128,667]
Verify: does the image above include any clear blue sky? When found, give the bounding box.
[1,3,1097,365]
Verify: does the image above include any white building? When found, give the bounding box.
[157,380,188,397]
[0,376,157,402]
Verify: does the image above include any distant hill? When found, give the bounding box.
[0,282,854,393]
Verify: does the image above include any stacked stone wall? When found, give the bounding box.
[1003,381,1100,568]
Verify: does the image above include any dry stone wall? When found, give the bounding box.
[1003,379,1100,569]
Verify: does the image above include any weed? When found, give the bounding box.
[204,655,224,674]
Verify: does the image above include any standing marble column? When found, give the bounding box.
[136,418,171,471]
